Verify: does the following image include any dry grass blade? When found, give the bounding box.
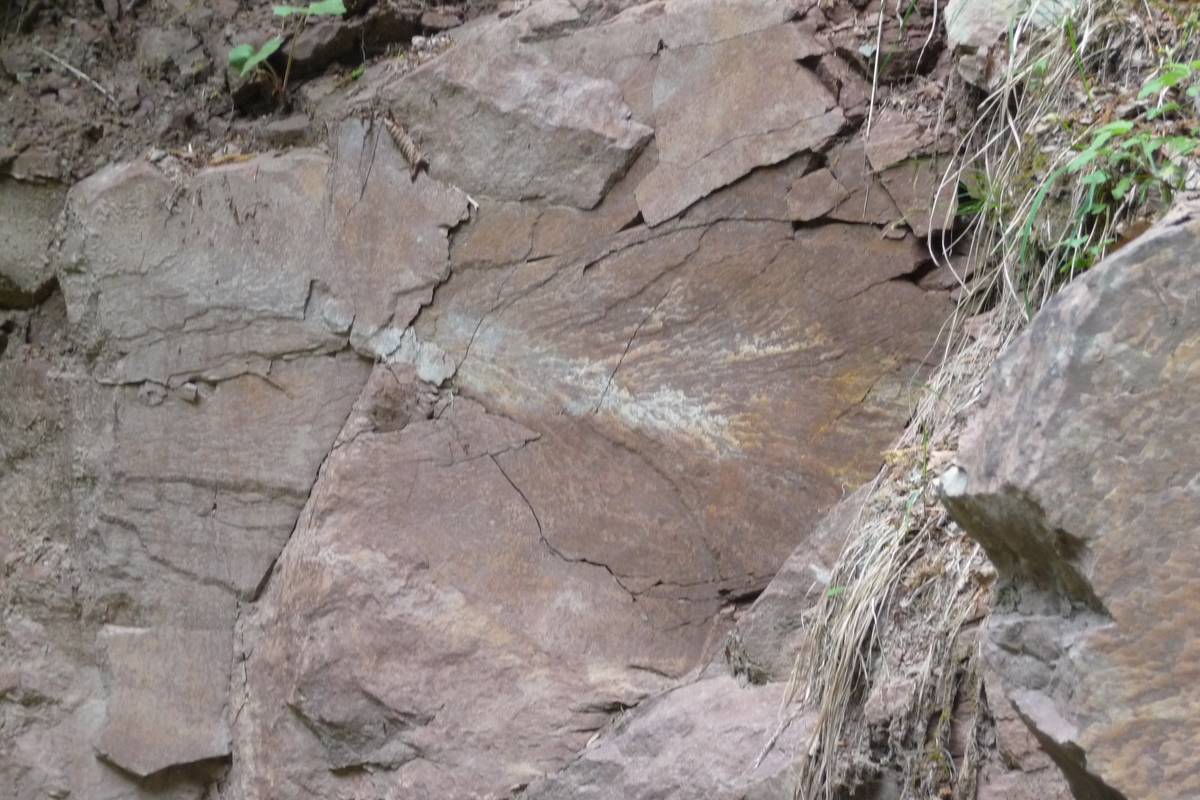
[33,45,119,107]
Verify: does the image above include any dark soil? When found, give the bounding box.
[0,0,489,182]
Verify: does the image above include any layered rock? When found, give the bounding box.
[1,0,966,797]
[943,199,1200,800]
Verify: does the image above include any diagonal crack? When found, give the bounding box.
[592,288,671,414]
[488,453,639,601]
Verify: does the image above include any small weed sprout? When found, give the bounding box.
[228,0,346,100]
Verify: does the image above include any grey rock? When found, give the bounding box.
[378,29,652,208]
[61,119,468,381]
[943,198,1200,800]
[523,675,811,800]
[96,625,233,776]
[420,9,462,29]
[261,113,311,147]
[136,27,208,81]
[787,168,851,222]
[0,178,66,308]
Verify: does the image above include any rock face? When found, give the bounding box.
[1,0,964,798]
[943,199,1200,800]
[0,178,66,307]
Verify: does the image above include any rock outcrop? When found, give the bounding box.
[1,0,967,797]
[943,199,1200,800]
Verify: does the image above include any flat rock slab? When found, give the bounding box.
[635,23,844,225]
[230,149,953,800]
[944,199,1200,800]
[417,218,948,588]
[97,626,233,777]
[378,27,652,208]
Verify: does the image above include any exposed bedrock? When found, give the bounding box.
[943,199,1200,800]
[1,0,968,797]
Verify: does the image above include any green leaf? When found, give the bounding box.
[228,43,254,70]
[1067,147,1099,173]
[1146,102,1181,120]
[1081,169,1109,186]
[826,586,846,598]
[1112,175,1134,199]
[1020,166,1064,264]
[350,64,365,80]
[1165,136,1200,158]
[1188,85,1199,98]
[274,0,345,15]
[1090,120,1134,150]
[1139,62,1194,98]
[232,36,283,76]
[306,0,346,15]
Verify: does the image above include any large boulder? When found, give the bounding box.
[943,199,1200,800]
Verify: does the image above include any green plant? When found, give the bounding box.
[1046,63,1200,274]
[228,36,284,79]
[227,0,346,99]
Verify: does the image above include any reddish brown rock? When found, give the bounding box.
[635,23,843,225]
[378,24,652,208]
[31,120,466,785]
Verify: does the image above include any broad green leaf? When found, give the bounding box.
[1188,85,1199,98]
[350,64,365,80]
[306,0,346,15]
[274,0,345,15]
[1138,62,1194,98]
[1112,176,1133,199]
[1090,120,1134,150]
[1081,169,1109,186]
[235,36,283,76]
[228,43,254,69]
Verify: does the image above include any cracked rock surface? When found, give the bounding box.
[2,0,965,797]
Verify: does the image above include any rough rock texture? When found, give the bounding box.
[522,675,810,800]
[0,178,66,308]
[1,0,970,798]
[976,668,1072,800]
[943,199,1200,800]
